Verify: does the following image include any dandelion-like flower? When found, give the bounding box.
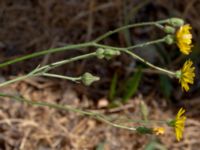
[176,24,193,55]
[176,60,195,92]
[153,127,165,135]
[168,108,186,141]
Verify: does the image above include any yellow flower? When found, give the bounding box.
[153,127,165,135]
[175,108,186,141]
[177,60,195,91]
[168,108,186,141]
[176,24,193,55]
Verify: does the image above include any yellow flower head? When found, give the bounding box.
[153,127,165,135]
[176,24,193,55]
[168,108,186,141]
[177,60,195,91]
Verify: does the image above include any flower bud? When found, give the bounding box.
[164,35,175,45]
[164,25,176,34]
[167,120,176,127]
[81,72,100,86]
[96,48,121,60]
[96,48,105,59]
[136,126,153,134]
[104,49,121,60]
[168,18,184,27]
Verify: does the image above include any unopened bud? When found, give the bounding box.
[168,18,184,27]
[81,72,100,86]
[164,25,176,34]
[104,49,121,60]
[96,48,105,59]
[136,126,153,134]
[164,35,175,45]
[167,120,176,127]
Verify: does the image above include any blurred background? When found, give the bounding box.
[0,0,200,149]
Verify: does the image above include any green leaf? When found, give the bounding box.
[159,75,173,98]
[108,72,118,101]
[122,68,142,103]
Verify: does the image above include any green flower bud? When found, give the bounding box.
[81,72,100,86]
[164,25,176,34]
[164,35,175,45]
[167,120,176,127]
[96,48,105,59]
[169,18,184,27]
[175,70,182,79]
[104,49,121,60]
[96,48,121,60]
[136,126,153,134]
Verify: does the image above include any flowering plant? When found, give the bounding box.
[0,18,195,142]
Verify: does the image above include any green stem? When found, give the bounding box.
[0,19,169,68]
[93,37,165,51]
[93,19,168,43]
[42,73,82,82]
[126,38,165,50]
[122,50,176,77]
[0,52,97,87]
[0,93,136,131]
[0,93,93,116]
[110,115,167,124]
[97,115,136,131]
[0,42,93,68]
[36,52,97,73]
[0,74,32,87]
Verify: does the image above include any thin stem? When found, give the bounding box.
[96,115,136,131]
[0,93,93,116]
[0,18,171,68]
[36,52,97,73]
[110,115,167,124]
[0,74,32,87]
[0,93,136,131]
[0,42,93,68]
[93,43,124,50]
[42,73,82,82]
[122,50,176,77]
[0,52,97,87]
[93,19,168,43]
[93,37,165,51]
[0,19,169,68]
[126,38,165,50]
